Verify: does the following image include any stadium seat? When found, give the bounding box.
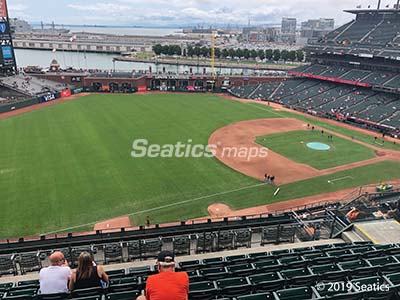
[273,286,316,300]
[126,241,141,261]
[178,259,202,271]
[248,252,270,262]
[226,263,256,276]
[71,287,103,298]
[202,257,225,268]
[234,228,252,248]
[236,292,273,299]
[216,231,235,251]
[196,233,215,253]
[310,263,348,281]
[37,292,69,300]
[199,266,228,280]
[141,239,162,259]
[279,267,317,286]
[215,277,252,297]
[384,272,400,288]
[172,235,191,255]
[106,269,126,279]
[247,272,285,292]
[189,280,218,300]
[17,252,42,274]
[104,243,124,264]
[351,276,394,300]
[105,290,141,300]
[225,254,249,264]
[253,259,282,272]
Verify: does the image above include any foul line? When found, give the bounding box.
[40,182,267,236]
[327,176,354,184]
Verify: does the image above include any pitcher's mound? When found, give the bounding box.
[94,216,131,231]
[208,203,233,217]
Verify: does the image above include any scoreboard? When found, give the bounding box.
[0,0,17,75]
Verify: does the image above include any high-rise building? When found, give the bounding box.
[301,18,335,42]
[281,18,297,44]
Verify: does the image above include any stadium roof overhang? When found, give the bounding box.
[344,9,400,15]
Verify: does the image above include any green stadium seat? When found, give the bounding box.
[248,252,270,262]
[6,288,37,297]
[361,250,384,259]
[381,262,400,274]
[302,252,325,260]
[71,287,103,298]
[367,256,397,266]
[199,266,228,280]
[326,249,355,261]
[385,247,400,256]
[253,259,282,272]
[349,266,379,278]
[350,276,393,300]
[384,272,400,288]
[178,259,201,271]
[280,268,317,286]
[273,286,315,300]
[3,295,36,300]
[202,257,224,267]
[292,247,315,255]
[215,277,252,297]
[127,265,153,277]
[109,282,140,293]
[105,290,141,300]
[37,293,69,300]
[271,249,293,258]
[278,256,308,268]
[0,282,13,293]
[247,272,285,292]
[109,276,138,286]
[225,254,249,264]
[309,263,348,281]
[236,292,273,299]
[189,280,218,300]
[106,269,125,279]
[226,263,256,276]
[71,296,101,300]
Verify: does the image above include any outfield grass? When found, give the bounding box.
[245,102,400,151]
[256,130,375,170]
[0,93,399,238]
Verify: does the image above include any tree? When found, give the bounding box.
[187,46,194,57]
[258,49,265,60]
[183,48,187,57]
[236,48,244,59]
[243,48,250,59]
[161,45,170,55]
[296,50,305,62]
[152,44,163,55]
[214,48,221,58]
[273,49,281,61]
[228,48,236,58]
[280,50,289,61]
[200,46,209,57]
[265,49,273,61]
[288,50,296,61]
[221,48,229,58]
[193,46,201,57]
[250,49,258,59]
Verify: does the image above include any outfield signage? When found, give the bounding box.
[288,71,372,88]
[0,22,9,35]
[41,93,57,102]
[1,45,14,66]
[0,0,7,18]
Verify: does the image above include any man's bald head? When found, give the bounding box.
[49,251,65,266]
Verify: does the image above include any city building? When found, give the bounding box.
[242,26,279,43]
[301,18,335,42]
[281,17,297,44]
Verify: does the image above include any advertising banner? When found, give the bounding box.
[0,22,9,35]
[0,0,7,18]
[40,93,57,102]
[60,89,72,98]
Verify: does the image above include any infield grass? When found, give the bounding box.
[256,130,376,170]
[0,93,399,238]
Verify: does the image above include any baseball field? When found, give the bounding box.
[0,93,400,238]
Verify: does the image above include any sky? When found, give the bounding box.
[6,0,393,27]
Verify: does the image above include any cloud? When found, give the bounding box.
[7,0,394,26]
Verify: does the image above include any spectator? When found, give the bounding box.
[137,251,189,300]
[39,251,71,295]
[346,207,365,221]
[69,252,108,291]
